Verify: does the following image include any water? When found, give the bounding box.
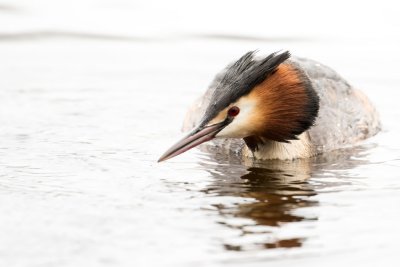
[1,1,400,266]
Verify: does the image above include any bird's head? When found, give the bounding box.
[158,51,319,162]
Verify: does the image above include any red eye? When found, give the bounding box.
[228,106,240,117]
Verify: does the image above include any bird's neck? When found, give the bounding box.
[246,62,319,143]
[243,132,315,160]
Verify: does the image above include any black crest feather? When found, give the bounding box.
[200,50,291,126]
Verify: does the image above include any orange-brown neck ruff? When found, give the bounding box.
[244,62,319,150]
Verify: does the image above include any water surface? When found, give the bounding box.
[1,1,400,267]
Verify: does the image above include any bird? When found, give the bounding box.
[158,51,380,162]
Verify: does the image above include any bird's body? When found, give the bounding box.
[159,51,380,162]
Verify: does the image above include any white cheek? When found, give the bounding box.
[216,101,255,138]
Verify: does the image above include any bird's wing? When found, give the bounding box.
[291,57,381,153]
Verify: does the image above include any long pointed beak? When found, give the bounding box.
[158,120,228,162]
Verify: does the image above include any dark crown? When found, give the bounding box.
[199,50,291,126]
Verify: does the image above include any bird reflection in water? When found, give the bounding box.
[198,144,374,251]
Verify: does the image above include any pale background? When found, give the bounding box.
[1,1,399,267]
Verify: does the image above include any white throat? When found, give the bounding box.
[243,132,315,160]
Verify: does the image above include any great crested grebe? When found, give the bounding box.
[158,51,380,162]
